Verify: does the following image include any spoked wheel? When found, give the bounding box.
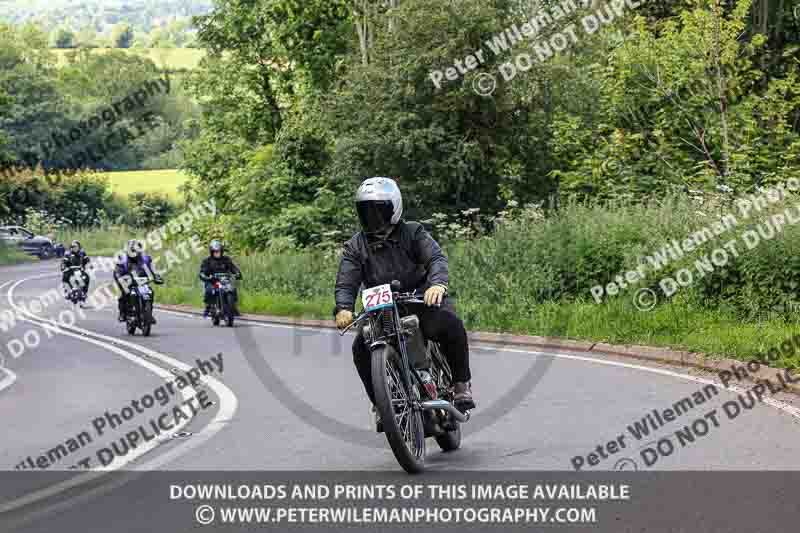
[212,296,221,327]
[223,293,235,327]
[141,300,153,337]
[372,345,425,474]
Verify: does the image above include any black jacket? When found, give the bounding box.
[61,251,90,270]
[199,255,241,281]
[334,220,448,314]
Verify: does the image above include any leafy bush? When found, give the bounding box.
[124,192,177,228]
[158,188,800,324]
[0,167,116,227]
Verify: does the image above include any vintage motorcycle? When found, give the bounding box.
[340,280,469,474]
[124,275,161,337]
[63,265,88,306]
[208,272,237,327]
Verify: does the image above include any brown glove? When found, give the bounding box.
[335,310,354,329]
[423,284,447,307]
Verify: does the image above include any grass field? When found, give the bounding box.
[53,48,206,70]
[104,169,188,199]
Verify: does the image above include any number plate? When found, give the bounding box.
[361,284,393,312]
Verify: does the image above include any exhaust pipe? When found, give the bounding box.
[421,399,470,422]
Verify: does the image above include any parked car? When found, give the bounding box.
[0,226,56,259]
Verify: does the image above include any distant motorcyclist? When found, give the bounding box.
[61,240,90,302]
[114,239,163,322]
[334,177,476,427]
[199,240,242,318]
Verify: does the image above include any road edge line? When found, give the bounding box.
[156,303,800,397]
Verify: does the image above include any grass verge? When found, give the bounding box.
[0,243,37,266]
[157,286,332,319]
[156,282,800,369]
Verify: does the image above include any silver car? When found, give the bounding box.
[0,226,55,259]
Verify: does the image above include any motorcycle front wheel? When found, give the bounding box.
[141,300,153,337]
[223,292,235,327]
[371,345,425,474]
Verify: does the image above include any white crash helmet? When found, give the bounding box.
[355,177,403,234]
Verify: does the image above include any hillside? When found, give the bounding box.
[52,47,206,70]
[0,0,212,33]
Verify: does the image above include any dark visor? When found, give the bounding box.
[356,200,394,233]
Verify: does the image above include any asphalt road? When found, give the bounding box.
[1,259,800,530]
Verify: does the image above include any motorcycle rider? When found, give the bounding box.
[334,177,476,429]
[61,240,91,302]
[114,239,163,323]
[198,240,243,318]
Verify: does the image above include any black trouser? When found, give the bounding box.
[115,280,154,316]
[352,303,471,405]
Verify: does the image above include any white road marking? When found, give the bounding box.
[0,280,17,391]
[0,367,17,393]
[158,308,800,420]
[0,273,238,514]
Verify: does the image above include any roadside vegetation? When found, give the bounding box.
[0,242,36,266]
[3,1,800,369]
[155,193,800,370]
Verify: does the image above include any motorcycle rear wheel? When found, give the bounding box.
[371,345,425,474]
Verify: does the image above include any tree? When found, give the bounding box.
[327,0,531,213]
[550,0,800,198]
[148,27,176,48]
[76,26,98,48]
[52,27,76,49]
[111,23,135,49]
[0,23,72,170]
[0,88,12,165]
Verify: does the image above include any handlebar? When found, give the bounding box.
[131,275,163,285]
[338,290,427,335]
[207,272,241,280]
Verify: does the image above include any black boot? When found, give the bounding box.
[453,382,475,412]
